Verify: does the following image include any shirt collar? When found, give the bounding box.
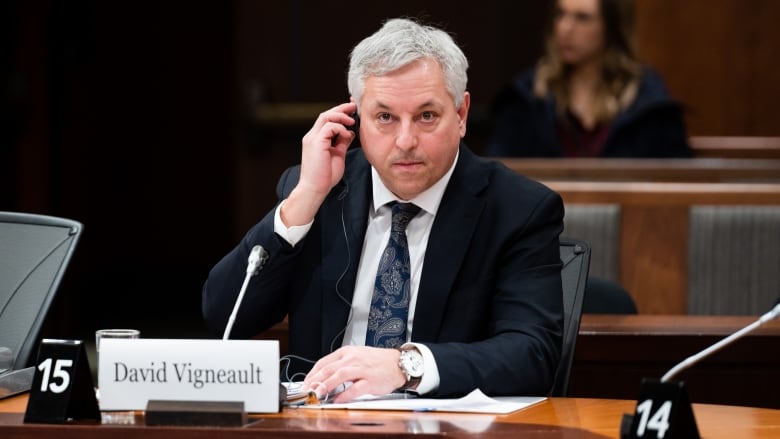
[371,149,459,216]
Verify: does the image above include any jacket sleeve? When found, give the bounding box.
[427,180,565,397]
[201,166,303,338]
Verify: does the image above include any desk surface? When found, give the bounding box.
[2,393,779,438]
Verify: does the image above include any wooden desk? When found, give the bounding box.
[498,157,780,182]
[2,393,779,438]
[572,314,780,409]
[257,314,780,409]
[690,136,780,159]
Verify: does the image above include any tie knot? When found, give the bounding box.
[390,202,420,232]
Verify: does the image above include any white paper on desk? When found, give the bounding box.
[298,388,546,414]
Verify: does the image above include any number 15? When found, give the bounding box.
[37,358,73,394]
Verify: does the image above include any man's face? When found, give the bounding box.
[554,0,606,66]
[358,58,469,201]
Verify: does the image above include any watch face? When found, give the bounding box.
[401,350,424,377]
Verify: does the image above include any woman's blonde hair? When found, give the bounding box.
[534,0,641,123]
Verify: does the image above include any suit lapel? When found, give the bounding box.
[317,147,490,346]
[412,148,489,341]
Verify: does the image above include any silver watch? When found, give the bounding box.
[398,347,424,390]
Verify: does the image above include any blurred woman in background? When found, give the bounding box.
[486,0,691,158]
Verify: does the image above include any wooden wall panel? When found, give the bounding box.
[635,0,780,136]
[620,206,689,314]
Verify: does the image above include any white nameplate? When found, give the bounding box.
[97,338,279,413]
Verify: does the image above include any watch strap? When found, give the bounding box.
[398,374,421,392]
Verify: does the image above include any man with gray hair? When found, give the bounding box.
[203,17,564,402]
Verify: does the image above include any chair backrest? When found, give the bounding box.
[0,211,83,369]
[550,237,591,397]
[582,276,637,314]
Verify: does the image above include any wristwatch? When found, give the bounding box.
[397,346,424,391]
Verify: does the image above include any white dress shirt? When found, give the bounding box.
[274,151,459,394]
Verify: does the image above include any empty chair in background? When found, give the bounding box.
[584,276,637,314]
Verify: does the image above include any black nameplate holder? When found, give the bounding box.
[24,339,100,424]
[145,400,247,427]
[142,383,291,426]
[620,378,700,439]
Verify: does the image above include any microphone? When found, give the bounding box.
[661,302,780,382]
[246,244,268,276]
[222,245,268,340]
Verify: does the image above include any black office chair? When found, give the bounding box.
[550,237,591,397]
[583,276,638,314]
[0,211,83,369]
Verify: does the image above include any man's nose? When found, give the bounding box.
[395,120,418,150]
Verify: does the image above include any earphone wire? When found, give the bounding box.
[279,183,356,384]
[280,354,316,383]
[330,184,355,352]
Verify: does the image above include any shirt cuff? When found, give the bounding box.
[273,199,313,246]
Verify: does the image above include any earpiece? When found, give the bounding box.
[348,112,360,135]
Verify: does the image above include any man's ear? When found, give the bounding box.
[457,92,471,137]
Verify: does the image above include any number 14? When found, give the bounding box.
[636,398,672,438]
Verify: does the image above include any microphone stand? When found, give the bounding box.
[621,303,780,439]
[662,304,780,382]
[223,245,268,341]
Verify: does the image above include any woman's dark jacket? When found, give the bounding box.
[485,67,692,158]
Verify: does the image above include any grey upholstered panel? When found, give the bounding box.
[688,206,780,315]
[562,204,620,282]
[0,212,82,369]
[0,223,68,361]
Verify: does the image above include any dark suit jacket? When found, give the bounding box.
[202,144,565,397]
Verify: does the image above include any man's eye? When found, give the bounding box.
[378,113,392,123]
